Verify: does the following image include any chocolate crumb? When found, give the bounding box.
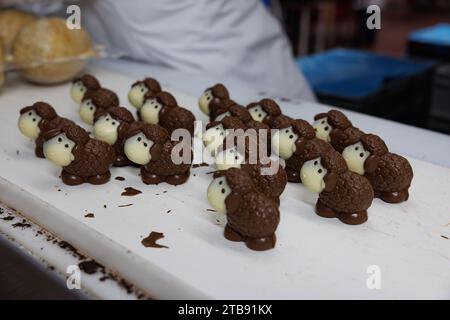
[16,150,20,155]
[84,213,95,218]
[192,163,209,168]
[115,176,125,181]
[103,205,107,208]
[2,216,14,221]
[118,204,133,208]
[99,276,109,282]
[163,191,167,193]
[48,266,55,271]
[441,235,449,240]
[121,187,142,197]
[166,210,172,214]
[12,222,31,229]
[79,260,102,275]
[206,209,217,212]
[57,189,61,192]
[141,232,168,249]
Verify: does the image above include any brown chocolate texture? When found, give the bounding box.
[144,91,196,135]
[44,124,115,185]
[83,88,119,111]
[208,84,230,121]
[20,102,75,158]
[222,168,280,251]
[94,106,135,167]
[125,122,192,185]
[73,74,101,92]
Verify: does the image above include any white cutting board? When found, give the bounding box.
[0,67,449,299]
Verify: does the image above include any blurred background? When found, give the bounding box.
[1,0,449,134]
[271,0,450,134]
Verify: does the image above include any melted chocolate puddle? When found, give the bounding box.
[79,260,101,274]
[121,187,142,197]
[141,232,168,249]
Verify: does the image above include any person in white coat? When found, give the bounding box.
[79,0,316,101]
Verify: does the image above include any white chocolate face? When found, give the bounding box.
[248,105,267,122]
[140,98,162,124]
[79,99,96,125]
[214,111,231,122]
[128,83,148,109]
[18,110,42,139]
[124,133,153,165]
[313,117,332,142]
[93,114,120,145]
[198,90,213,115]
[203,124,226,156]
[70,81,87,104]
[342,142,370,175]
[300,157,328,193]
[271,126,298,160]
[43,133,76,167]
[215,147,245,171]
[207,176,232,214]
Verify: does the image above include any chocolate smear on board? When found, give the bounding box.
[441,235,449,240]
[115,176,125,181]
[2,216,14,221]
[121,187,142,197]
[192,163,209,168]
[84,213,95,218]
[141,232,168,249]
[207,209,217,212]
[12,220,31,229]
[118,204,133,208]
[79,260,102,275]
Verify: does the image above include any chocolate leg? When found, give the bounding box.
[245,234,276,251]
[378,189,409,204]
[87,171,111,185]
[285,167,301,183]
[338,210,368,225]
[113,155,130,167]
[35,147,45,158]
[141,168,162,185]
[224,224,243,242]
[61,170,84,186]
[164,171,190,186]
[315,199,337,218]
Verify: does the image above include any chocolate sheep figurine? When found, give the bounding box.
[271,117,333,182]
[128,77,162,109]
[313,109,353,143]
[212,100,252,123]
[299,145,374,225]
[246,98,283,128]
[203,116,247,156]
[207,167,280,251]
[43,124,116,185]
[79,88,120,125]
[70,74,101,104]
[340,133,413,203]
[198,84,230,121]
[18,102,75,158]
[123,122,192,185]
[139,91,195,135]
[93,106,136,167]
[214,133,287,205]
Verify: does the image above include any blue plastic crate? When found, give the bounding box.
[408,23,450,62]
[297,48,435,127]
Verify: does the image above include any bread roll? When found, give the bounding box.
[13,18,93,84]
[0,9,35,53]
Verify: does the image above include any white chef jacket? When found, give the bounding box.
[79,0,316,101]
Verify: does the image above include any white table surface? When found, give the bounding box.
[0,59,449,300]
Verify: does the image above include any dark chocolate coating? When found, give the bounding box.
[222,168,280,251]
[43,125,115,185]
[247,98,283,127]
[94,106,135,167]
[314,109,353,131]
[132,77,162,93]
[144,91,196,135]
[124,122,192,185]
[329,126,365,153]
[212,100,252,124]
[207,84,230,121]
[73,74,101,92]
[242,162,287,200]
[83,88,119,111]
[20,102,74,158]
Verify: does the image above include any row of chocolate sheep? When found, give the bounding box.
[196,84,413,251]
[18,75,197,186]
